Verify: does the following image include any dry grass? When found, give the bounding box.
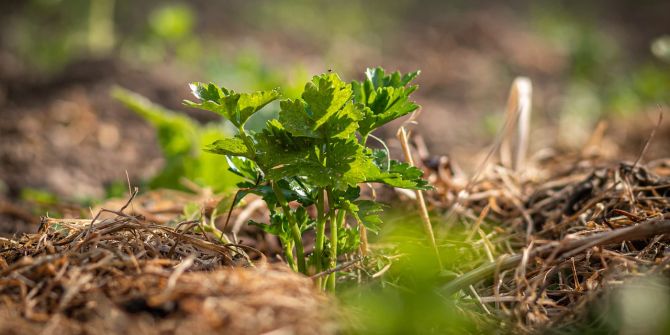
[414,105,670,332]
[0,208,336,335]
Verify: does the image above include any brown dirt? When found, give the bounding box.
[0,58,216,200]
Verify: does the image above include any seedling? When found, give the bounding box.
[185,67,430,290]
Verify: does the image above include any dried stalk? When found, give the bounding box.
[397,126,443,269]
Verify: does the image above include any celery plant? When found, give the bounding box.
[185,68,429,290]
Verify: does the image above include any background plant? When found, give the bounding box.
[113,87,240,193]
[186,67,430,290]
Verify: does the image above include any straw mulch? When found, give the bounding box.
[422,138,670,332]
[0,207,336,335]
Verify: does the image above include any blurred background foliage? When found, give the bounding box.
[1,0,670,194]
[3,0,669,104]
[112,87,241,193]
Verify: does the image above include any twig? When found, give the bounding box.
[84,187,138,240]
[309,258,362,279]
[469,285,492,315]
[632,111,663,169]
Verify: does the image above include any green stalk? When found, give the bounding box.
[204,224,231,243]
[361,133,369,146]
[327,208,346,291]
[289,224,306,273]
[272,181,306,273]
[325,188,336,290]
[282,240,297,272]
[314,189,327,285]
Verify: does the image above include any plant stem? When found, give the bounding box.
[325,189,336,291]
[283,241,297,272]
[314,189,327,282]
[289,224,305,272]
[358,221,368,256]
[361,134,369,146]
[327,205,346,291]
[271,181,306,273]
[206,224,231,244]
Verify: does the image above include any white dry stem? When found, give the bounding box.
[232,197,266,235]
[500,77,532,172]
[167,254,196,291]
[443,78,532,227]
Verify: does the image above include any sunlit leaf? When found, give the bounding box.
[185,82,280,127]
[204,136,252,157]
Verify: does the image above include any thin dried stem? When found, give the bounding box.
[397,126,443,270]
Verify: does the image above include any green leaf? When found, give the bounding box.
[332,186,361,203]
[237,89,282,124]
[342,145,383,188]
[353,200,384,233]
[250,210,292,243]
[302,73,353,129]
[358,88,419,136]
[226,156,261,181]
[204,136,253,157]
[341,199,384,234]
[337,225,360,255]
[279,98,319,138]
[285,178,316,206]
[239,179,313,208]
[249,207,314,242]
[255,119,315,171]
[365,67,419,89]
[366,159,431,190]
[279,75,363,139]
[266,139,376,191]
[185,82,280,127]
[352,68,420,137]
[319,102,363,139]
[371,148,390,171]
[190,82,226,101]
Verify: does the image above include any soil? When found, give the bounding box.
[2,58,157,200]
